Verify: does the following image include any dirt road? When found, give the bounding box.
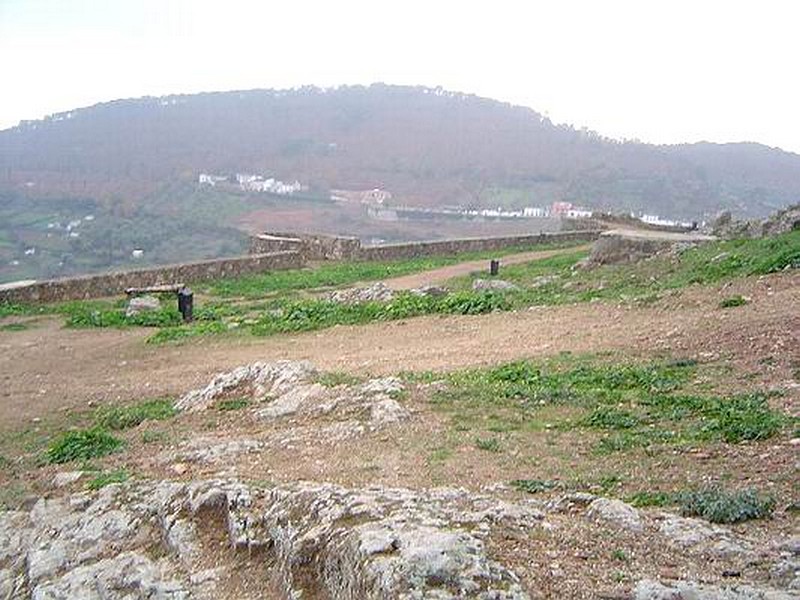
[381,246,589,290]
[2,269,798,430]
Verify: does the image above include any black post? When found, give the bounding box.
[177,287,194,322]
[490,259,500,276]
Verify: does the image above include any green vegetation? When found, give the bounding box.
[429,357,790,453]
[449,230,800,305]
[94,398,176,430]
[0,322,30,332]
[675,486,775,523]
[510,479,561,494]
[474,437,501,452]
[86,468,130,490]
[6,230,799,345]
[626,491,674,507]
[46,428,124,464]
[216,398,251,411]
[204,241,578,299]
[719,295,748,308]
[60,300,182,329]
[315,371,363,387]
[249,291,507,336]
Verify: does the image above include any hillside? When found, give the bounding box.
[0,231,798,598]
[2,84,800,218]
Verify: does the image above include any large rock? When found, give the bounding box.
[635,579,796,600]
[171,362,410,459]
[658,514,752,558]
[327,282,395,304]
[0,479,540,600]
[174,360,317,412]
[586,497,643,532]
[472,279,519,292]
[585,229,715,267]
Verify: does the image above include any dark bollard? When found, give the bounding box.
[490,259,500,276]
[177,287,194,322]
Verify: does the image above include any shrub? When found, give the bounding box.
[676,486,775,523]
[719,295,747,308]
[46,428,124,464]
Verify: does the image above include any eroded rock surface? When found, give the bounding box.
[634,578,796,600]
[326,282,395,304]
[1,479,538,599]
[173,362,410,452]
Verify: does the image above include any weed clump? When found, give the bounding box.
[216,398,251,411]
[719,295,747,308]
[46,428,124,464]
[676,486,775,523]
[86,468,130,490]
[95,398,176,431]
[474,437,501,452]
[511,479,561,494]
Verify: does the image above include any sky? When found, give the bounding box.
[1,0,799,152]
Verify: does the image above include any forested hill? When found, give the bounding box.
[1,84,799,217]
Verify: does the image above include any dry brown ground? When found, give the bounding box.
[1,269,798,431]
[1,263,798,598]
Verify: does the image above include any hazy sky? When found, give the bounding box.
[1,0,798,152]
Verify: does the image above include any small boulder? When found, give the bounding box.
[327,282,395,304]
[586,497,643,532]
[409,285,449,297]
[472,278,519,292]
[125,295,161,318]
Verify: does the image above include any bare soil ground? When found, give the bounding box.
[1,269,797,430]
[1,255,798,598]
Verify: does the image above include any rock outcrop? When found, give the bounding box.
[0,479,539,599]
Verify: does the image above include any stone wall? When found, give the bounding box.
[1,230,602,305]
[585,230,716,267]
[250,232,361,260]
[0,251,303,304]
[356,230,602,262]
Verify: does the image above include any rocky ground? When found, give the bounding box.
[0,249,798,599]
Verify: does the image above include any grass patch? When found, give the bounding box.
[626,490,674,507]
[719,295,748,308]
[0,322,30,332]
[216,398,251,411]
[0,302,50,319]
[46,428,124,464]
[205,241,583,299]
[141,430,169,444]
[511,479,561,494]
[474,437,501,452]
[86,468,130,490]
[94,398,176,431]
[249,290,508,336]
[429,357,790,454]
[62,300,182,329]
[451,229,800,307]
[315,372,362,387]
[676,486,775,523]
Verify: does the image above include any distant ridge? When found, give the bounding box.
[2,84,799,217]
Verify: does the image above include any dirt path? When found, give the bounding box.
[381,246,589,290]
[2,270,798,430]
